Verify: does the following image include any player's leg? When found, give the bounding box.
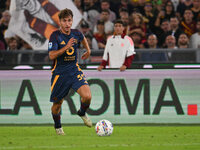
[76,85,92,127]
[77,84,91,115]
[51,99,63,128]
[50,74,72,135]
[51,99,65,135]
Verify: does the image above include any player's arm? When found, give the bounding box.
[97,38,110,71]
[81,37,91,60]
[49,37,74,60]
[120,36,135,71]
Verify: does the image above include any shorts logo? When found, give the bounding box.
[48,42,53,49]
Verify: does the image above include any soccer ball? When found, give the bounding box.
[95,120,113,136]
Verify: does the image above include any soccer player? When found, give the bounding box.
[97,19,135,71]
[48,8,92,135]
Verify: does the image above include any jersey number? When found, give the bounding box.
[77,74,85,81]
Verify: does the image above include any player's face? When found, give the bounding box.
[114,23,124,35]
[60,16,73,34]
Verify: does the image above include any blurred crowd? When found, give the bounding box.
[74,0,200,51]
[0,0,200,63]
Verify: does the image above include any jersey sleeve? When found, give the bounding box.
[48,32,58,51]
[74,29,84,42]
[102,38,110,61]
[125,36,135,57]
[78,30,84,42]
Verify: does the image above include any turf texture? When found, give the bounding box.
[0,126,200,150]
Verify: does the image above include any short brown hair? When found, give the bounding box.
[58,8,73,19]
[114,19,124,26]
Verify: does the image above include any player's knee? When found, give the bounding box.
[51,103,62,114]
[83,93,92,102]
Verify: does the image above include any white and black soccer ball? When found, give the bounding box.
[95,120,113,136]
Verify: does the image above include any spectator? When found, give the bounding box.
[130,32,144,49]
[97,20,135,71]
[180,9,196,37]
[94,9,114,35]
[79,22,99,50]
[135,0,146,14]
[0,40,5,50]
[79,20,93,36]
[154,7,165,28]
[155,19,171,47]
[171,33,195,62]
[0,10,11,48]
[7,37,18,51]
[165,35,177,49]
[129,31,144,62]
[165,35,177,60]
[83,0,99,27]
[4,37,19,64]
[190,19,200,48]
[73,0,84,14]
[5,0,10,10]
[167,16,183,43]
[114,0,134,18]
[0,10,11,28]
[176,0,193,19]
[120,9,130,35]
[163,0,176,20]
[85,34,98,50]
[142,1,156,33]
[154,0,175,25]
[119,8,129,19]
[98,0,116,22]
[178,33,189,48]
[129,12,146,39]
[83,0,98,11]
[93,20,107,49]
[191,0,200,22]
[141,34,168,62]
[19,38,33,64]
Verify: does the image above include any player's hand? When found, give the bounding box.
[81,50,91,60]
[97,65,104,71]
[65,37,74,49]
[120,65,127,71]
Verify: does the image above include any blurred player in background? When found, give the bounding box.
[48,8,92,135]
[97,20,135,71]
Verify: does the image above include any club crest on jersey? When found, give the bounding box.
[48,42,52,49]
[60,41,66,45]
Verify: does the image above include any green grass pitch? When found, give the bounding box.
[0,125,200,150]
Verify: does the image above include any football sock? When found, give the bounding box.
[78,102,90,116]
[52,113,61,128]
